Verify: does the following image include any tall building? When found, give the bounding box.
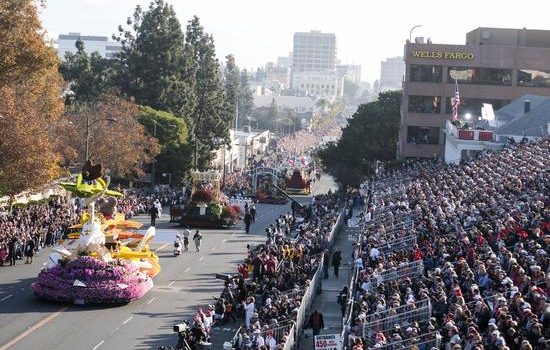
[399,27,550,159]
[291,30,342,99]
[380,57,405,91]
[57,33,122,59]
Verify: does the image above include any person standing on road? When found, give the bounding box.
[308,309,325,336]
[250,205,256,223]
[24,236,35,264]
[182,226,190,252]
[149,204,159,227]
[244,212,253,234]
[332,250,342,278]
[193,230,202,252]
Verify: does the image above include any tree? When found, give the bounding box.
[223,54,239,129]
[318,90,402,188]
[59,39,116,103]
[238,69,254,124]
[65,93,159,179]
[0,0,66,196]
[115,0,196,119]
[186,16,228,169]
[343,79,360,100]
[138,106,191,185]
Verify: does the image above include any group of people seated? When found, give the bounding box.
[347,138,549,350]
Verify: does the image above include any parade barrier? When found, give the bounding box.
[376,234,417,256]
[362,301,432,345]
[362,299,431,325]
[362,260,424,292]
[374,331,442,350]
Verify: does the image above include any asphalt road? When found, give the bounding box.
[0,175,336,350]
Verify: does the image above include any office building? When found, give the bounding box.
[399,27,550,159]
[380,57,405,91]
[291,30,342,99]
[57,32,122,59]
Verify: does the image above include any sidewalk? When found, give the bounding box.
[299,209,360,349]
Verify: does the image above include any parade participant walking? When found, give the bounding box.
[182,226,190,252]
[193,230,203,252]
[250,205,256,223]
[244,212,253,234]
[149,204,159,227]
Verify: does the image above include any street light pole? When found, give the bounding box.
[409,24,423,42]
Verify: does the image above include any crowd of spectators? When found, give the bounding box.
[174,192,345,350]
[347,138,549,350]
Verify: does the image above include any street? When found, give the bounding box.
[0,176,335,350]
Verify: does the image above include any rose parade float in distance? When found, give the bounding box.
[31,161,159,304]
[251,167,289,204]
[179,170,240,229]
[285,168,311,195]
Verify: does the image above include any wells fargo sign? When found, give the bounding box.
[412,50,474,60]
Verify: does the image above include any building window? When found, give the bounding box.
[517,69,550,87]
[407,126,440,144]
[410,65,443,82]
[408,95,441,113]
[448,67,512,85]
[445,98,510,116]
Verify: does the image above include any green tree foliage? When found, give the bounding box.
[343,79,360,100]
[186,16,228,169]
[223,54,239,129]
[115,0,196,119]
[138,106,191,184]
[318,90,402,187]
[59,39,116,103]
[238,69,254,124]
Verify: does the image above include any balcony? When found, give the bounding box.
[446,121,495,142]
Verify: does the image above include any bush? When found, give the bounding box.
[191,188,215,203]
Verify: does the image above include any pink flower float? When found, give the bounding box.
[31,256,153,304]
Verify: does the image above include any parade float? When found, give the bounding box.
[285,168,311,195]
[251,167,288,204]
[31,161,158,304]
[179,170,240,228]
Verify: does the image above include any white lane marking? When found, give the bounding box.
[168,281,175,287]
[92,340,105,350]
[0,306,69,350]
[184,267,191,272]
[146,297,156,305]
[210,246,216,252]
[222,239,228,243]
[122,316,133,325]
[0,294,12,301]
[154,242,170,253]
[198,256,204,261]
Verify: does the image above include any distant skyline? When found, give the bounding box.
[40,0,550,83]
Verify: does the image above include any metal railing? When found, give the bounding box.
[362,303,432,345]
[373,331,442,350]
[362,260,424,291]
[362,299,431,324]
[376,234,417,255]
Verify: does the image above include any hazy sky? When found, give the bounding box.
[40,0,550,82]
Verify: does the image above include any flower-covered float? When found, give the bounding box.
[180,170,240,228]
[31,161,158,304]
[251,167,288,204]
[285,168,311,195]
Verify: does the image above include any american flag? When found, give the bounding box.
[451,80,461,121]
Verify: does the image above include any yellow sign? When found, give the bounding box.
[412,50,474,60]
